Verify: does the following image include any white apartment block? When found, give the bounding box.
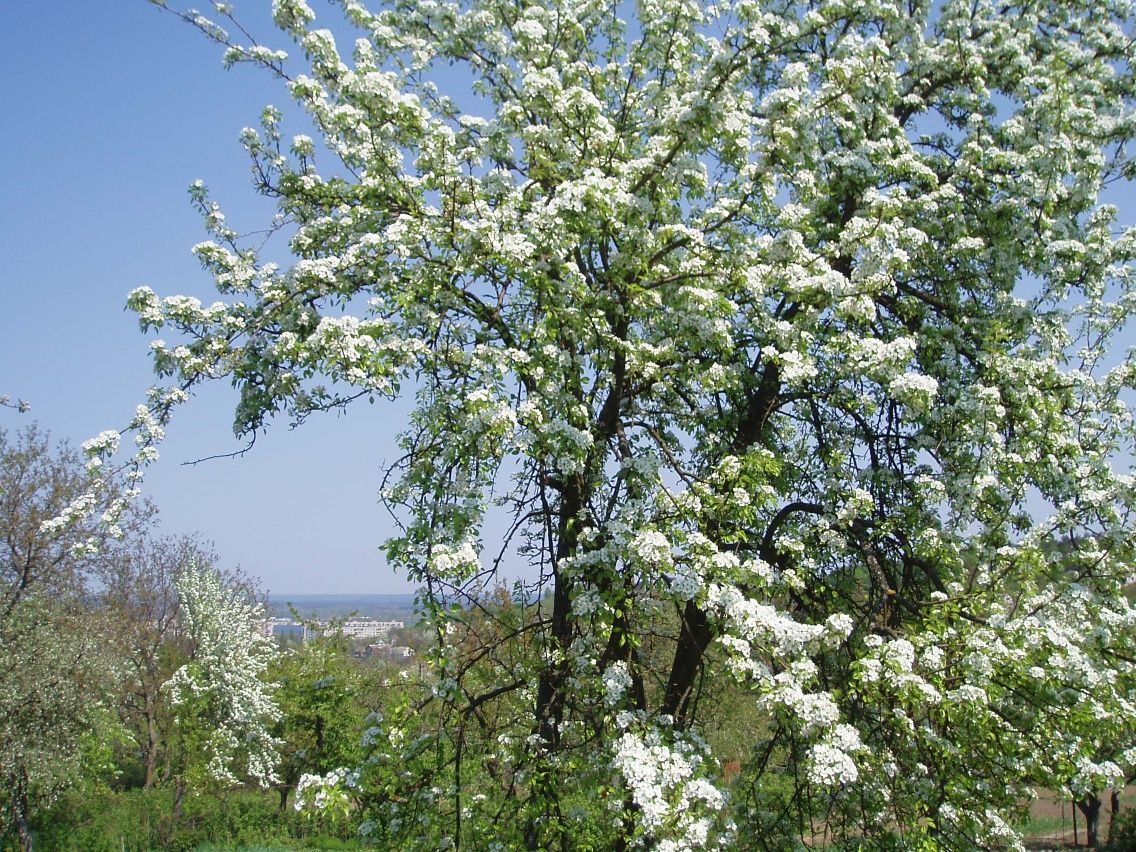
[263,617,406,642]
[332,619,404,640]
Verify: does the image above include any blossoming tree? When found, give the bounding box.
[118,0,1136,846]
[100,533,233,789]
[0,425,147,850]
[163,564,280,827]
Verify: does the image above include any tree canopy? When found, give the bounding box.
[0,426,149,849]
[110,0,1136,847]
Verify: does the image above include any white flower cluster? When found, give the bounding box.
[294,766,359,811]
[857,636,942,705]
[667,565,701,600]
[612,722,728,850]
[81,429,121,457]
[37,491,98,539]
[427,538,481,579]
[1070,756,1124,796]
[631,529,673,566]
[602,661,632,706]
[888,372,939,411]
[807,724,864,786]
[706,583,849,658]
[463,386,519,439]
[520,418,594,473]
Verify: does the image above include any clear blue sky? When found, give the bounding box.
[2,3,416,594]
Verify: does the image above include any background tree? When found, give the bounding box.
[162,562,280,834]
[0,425,147,850]
[122,0,1136,847]
[0,594,117,851]
[271,622,367,812]
[100,533,220,788]
[1,424,146,616]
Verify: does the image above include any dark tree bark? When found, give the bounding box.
[13,767,32,852]
[663,600,713,728]
[143,694,161,788]
[535,480,583,748]
[1078,794,1103,848]
[1108,789,1121,847]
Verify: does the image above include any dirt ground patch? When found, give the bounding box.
[1023,787,1133,849]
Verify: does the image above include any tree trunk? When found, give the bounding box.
[161,777,187,848]
[534,482,582,748]
[1078,794,1102,848]
[662,600,712,729]
[1108,789,1121,847]
[527,482,583,848]
[143,697,160,788]
[13,766,32,852]
[534,568,572,748]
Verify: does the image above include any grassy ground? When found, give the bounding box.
[26,787,363,852]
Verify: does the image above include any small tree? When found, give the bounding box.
[101,534,220,787]
[271,624,366,812]
[0,425,147,850]
[122,0,1136,847]
[163,563,280,828]
[0,595,116,851]
[0,424,144,616]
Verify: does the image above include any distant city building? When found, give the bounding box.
[263,617,306,641]
[328,619,404,640]
[263,617,405,642]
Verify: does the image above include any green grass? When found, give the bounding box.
[28,788,363,852]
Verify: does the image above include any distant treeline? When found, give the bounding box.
[266,593,417,621]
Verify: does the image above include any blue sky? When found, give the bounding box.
[2,3,415,594]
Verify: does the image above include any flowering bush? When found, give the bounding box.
[165,563,280,789]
